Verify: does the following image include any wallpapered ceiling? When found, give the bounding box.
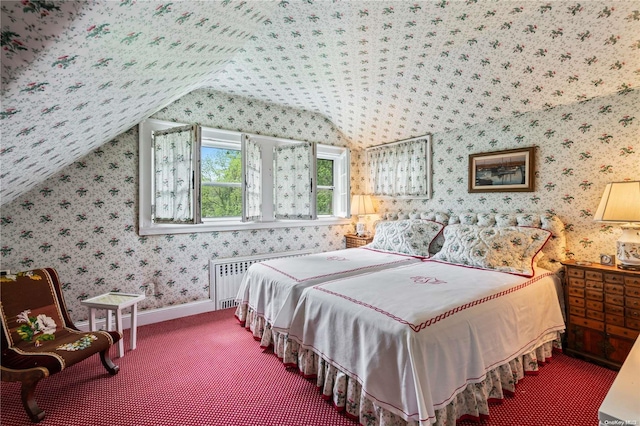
[0,90,353,321]
[1,1,639,206]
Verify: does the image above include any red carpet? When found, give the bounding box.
[1,309,616,426]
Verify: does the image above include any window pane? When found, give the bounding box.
[317,189,333,215]
[317,158,334,187]
[201,145,241,218]
[202,146,241,183]
[201,186,242,218]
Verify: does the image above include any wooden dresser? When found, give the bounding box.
[562,260,640,369]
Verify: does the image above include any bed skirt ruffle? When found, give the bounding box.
[236,304,561,425]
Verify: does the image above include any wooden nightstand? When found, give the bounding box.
[562,260,640,369]
[345,233,373,248]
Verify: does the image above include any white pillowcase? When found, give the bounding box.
[366,219,444,258]
[432,224,551,277]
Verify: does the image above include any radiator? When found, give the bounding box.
[209,250,313,310]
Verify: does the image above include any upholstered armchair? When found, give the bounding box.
[1,268,121,423]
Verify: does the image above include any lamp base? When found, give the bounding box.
[355,221,365,237]
[616,223,640,269]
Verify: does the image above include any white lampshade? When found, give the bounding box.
[594,181,640,269]
[351,195,375,236]
[594,181,640,222]
[351,194,375,216]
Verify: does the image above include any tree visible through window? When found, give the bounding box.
[201,146,242,218]
[317,158,333,215]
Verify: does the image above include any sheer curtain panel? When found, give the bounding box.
[242,136,262,222]
[367,137,431,197]
[274,142,316,219]
[152,124,201,223]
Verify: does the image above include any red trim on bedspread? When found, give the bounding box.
[315,271,554,333]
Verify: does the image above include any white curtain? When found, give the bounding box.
[153,124,198,223]
[274,142,315,219]
[367,139,429,196]
[243,136,262,221]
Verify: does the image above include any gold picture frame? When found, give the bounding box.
[468,147,535,193]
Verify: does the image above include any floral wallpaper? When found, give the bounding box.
[2,1,639,206]
[0,90,353,322]
[352,88,640,263]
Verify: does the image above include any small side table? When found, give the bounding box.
[345,233,373,248]
[81,292,145,358]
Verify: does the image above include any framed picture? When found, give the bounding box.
[468,147,535,193]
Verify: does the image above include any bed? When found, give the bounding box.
[269,212,568,426]
[234,218,445,348]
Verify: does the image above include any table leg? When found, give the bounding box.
[107,310,113,331]
[131,303,138,350]
[89,308,96,331]
[115,308,124,358]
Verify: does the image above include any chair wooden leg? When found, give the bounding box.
[100,350,120,375]
[2,366,49,423]
[21,377,46,423]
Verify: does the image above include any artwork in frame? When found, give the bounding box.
[468,147,535,193]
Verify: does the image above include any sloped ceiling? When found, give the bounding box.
[1,1,639,206]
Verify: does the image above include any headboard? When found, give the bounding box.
[380,211,567,272]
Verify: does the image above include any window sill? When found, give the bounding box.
[138,217,353,236]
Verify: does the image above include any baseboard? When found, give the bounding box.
[75,299,218,332]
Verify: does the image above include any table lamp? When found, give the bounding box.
[351,194,375,236]
[593,180,640,270]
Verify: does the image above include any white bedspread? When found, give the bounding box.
[286,260,565,425]
[235,247,422,327]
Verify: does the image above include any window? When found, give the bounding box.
[139,119,350,235]
[201,142,242,218]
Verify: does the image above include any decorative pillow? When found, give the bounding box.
[432,224,551,277]
[366,219,444,258]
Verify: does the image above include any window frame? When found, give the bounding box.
[139,119,351,235]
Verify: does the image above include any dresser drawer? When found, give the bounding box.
[606,314,625,327]
[606,324,640,340]
[586,289,604,301]
[605,294,624,306]
[606,304,624,316]
[568,287,585,298]
[586,300,603,311]
[586,310,604,321]
[569,305,585,316]
[626,286,640,298]
[567,268,585,278]
[585,270,603,281]
[585,280,603,290]
[626,276,640,287]
[568,296,585,307]
[568,277,585,288]
[626,307,640,320]
[571,315,604,331]
[604,273,625,284]
[627,318,640,330]
[626,296,640,309]
[605,283,624,295]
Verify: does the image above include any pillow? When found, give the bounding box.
[432,224,551,277]
[366,219,444,258]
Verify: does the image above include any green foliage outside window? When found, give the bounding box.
[201,148,335,218]
[201,147,242,218]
